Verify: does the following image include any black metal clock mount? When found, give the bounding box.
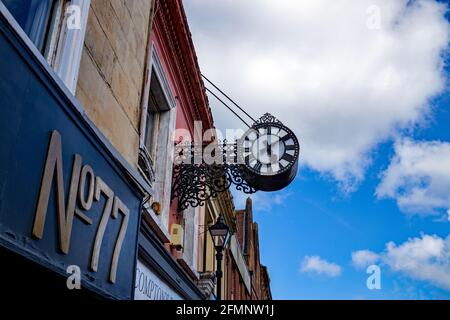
[171,113,300,211]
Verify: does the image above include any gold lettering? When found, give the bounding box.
[32,131,82,254]
[109,196,129,283]
[33,131,131,284]
[78,164,94,210]
[91,176,114,272]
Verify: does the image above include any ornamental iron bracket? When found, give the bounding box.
[171,140,257,211]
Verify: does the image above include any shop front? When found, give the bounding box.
[0,4,147,300]
[136,221,204,300]
[135,260,183,300]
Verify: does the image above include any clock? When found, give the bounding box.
[237,114,300,191]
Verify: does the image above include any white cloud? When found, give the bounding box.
[352,250,380,268]
[376,139,450,216]
[185,0,449,190]
[300,255,342,277]
[353,234,450,291]
[386,234,450,291]
[232,190,292,212]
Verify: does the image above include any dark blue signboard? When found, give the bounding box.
[0,7,146,299]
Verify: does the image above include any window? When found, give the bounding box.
[230,265,235,300]
[139,68,171,182]
[181,206,197,269]
[144,101,157,154]
[138,45,176,232]
[3,0,67,57]
[3,0,90,93]
[139,46,176,183]
[3,0,55,52]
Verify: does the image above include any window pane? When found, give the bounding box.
[144,107,155,152]
[3,0,54,51]
[182,207,195,267]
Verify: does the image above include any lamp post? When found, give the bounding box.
[208,215,230,301]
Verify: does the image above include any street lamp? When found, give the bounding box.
[208,215,230,300]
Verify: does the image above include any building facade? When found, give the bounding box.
[0,0,270,300]
[235,198,272,300]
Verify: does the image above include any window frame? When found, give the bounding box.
[179,206,198,272]
[43,0,66,65]
[52,0,90,94]
[139,44,176,151]
[138,45,176,183]
[2,0,90,94]
[143,83,162,169]
[138,43,177,236]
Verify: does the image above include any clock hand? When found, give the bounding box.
[266,130,272,156]
[268,138,281,153]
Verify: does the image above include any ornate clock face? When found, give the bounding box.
[238,122,299,177]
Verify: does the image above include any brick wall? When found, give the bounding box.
[235,198,271,300]
[76,0,154,166]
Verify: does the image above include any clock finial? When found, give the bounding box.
[255,113,282,125]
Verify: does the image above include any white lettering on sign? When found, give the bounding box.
[134,260,182,300]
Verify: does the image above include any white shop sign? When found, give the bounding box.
[134,260,183,300]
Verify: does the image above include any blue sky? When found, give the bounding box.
[245,91,450,300]
[185,0,450,299]
[255,89,450,299]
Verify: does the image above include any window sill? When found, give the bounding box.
[176,256,199,281]
[141,205,170,244]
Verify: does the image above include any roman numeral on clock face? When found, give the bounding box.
[245,154,256,164]
[280,134,291,142]
[282,153,295,163]
[253,161,262,172]
[285,144,296,151]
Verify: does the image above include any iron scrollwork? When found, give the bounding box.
[171,141,256,211]
[255,112,282,125]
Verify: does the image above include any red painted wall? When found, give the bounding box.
[150,0,214,262]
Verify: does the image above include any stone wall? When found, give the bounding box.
[76,0,154,166]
